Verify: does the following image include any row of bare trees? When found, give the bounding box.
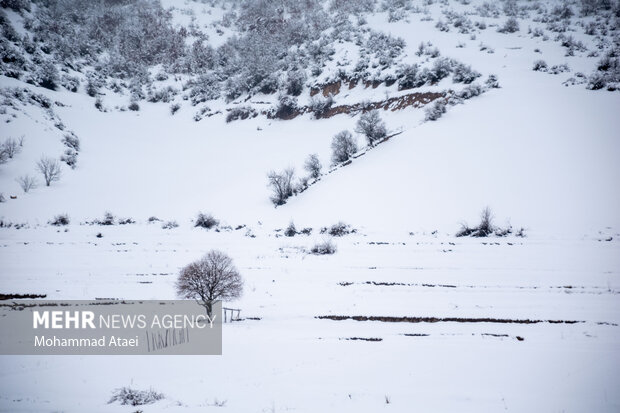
[267,110,387,206]
[15,156,62,193]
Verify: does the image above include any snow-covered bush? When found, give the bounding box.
[267,168,296,206]
[485,74,500,88]
[457,84,484,100]
[27,61,59,91]
[62,134,80,152]
[98,212,115,226]
[331,131,357,164]
[365,31,406,66]
[424,100,447,121]
[456,207,494,237]
[128,102,140,111]
[188,73,221,105]
[60,148,78,169]
[108,387,164,406]
[428,57,454,84]
[49,214,69,226]
[285,70,306,96]
[147,86,177,103]
[284,221,297,237]
[195,212,219,229]
[498,18,520,33]
[273,95,298,120]
[323,222,355,236]
[118,217,135,225]
[226,106,257,123]
[304,153,322,179]
[1,0,31,12]
[310,239,337,255]
[586,52,620,90]
[309,95,334,118]
[60,74,80,92]
[549,64,570,74]
[533,60,548,71]
[455,207,517,237]
[397,64,423,90]
[355,110,387,146]
[452,63,480,84]
[161,220,179,229]
[559,35,587,56]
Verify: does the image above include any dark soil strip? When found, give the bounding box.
[343,337,383,342]
[338,281,618,294]
[317,315,582,324]
[0,293,46,300]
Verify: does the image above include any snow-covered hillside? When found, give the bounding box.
[0,0,619,411]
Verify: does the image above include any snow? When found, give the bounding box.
[1,0,620,411]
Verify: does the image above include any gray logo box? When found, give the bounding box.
[0,300,222,355]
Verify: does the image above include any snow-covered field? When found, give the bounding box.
[1,0,619,411]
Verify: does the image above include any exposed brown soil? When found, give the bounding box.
[267,91,444,120]
[316,315,582,324]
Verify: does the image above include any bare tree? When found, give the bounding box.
[304,153,322,179]
[176,250,243,317]
[267,167,295,206]
[331,130,357,165]
[2,138,21,159]
[355,109,387,146]
[16,175,38,193]
[36,156,62,186]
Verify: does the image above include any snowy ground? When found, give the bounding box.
[1,0,620,411]
[0,225,619,412]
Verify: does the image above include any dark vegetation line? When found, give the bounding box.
[316,315,583,324]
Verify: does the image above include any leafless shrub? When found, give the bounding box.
[108,387,164,406]
[195,212,219,229]
[425,100,446,121]
[304,153,322,179]
[49,214,70,226]
[162,220,179,229]
[62,134,80,151]
[97,211,115,225]
[498,17,519,33]
[284,221,297,237]
[456,207,516,237]
[176,250,243,316]
[2,138,21,159]
[36,156,62,186]
[16,175,37,193]
[310,239,337,255]
[321,222,355,236]
[267,168,295,206]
